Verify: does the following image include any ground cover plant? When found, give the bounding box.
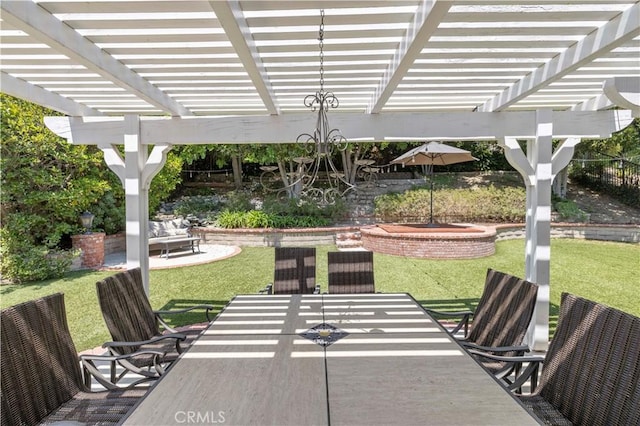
[374,184,526,223]
[1,239,637,352]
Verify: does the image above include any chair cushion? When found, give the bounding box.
[148,220,190,239]
[1,293,84,426]
[327,251,375,294]
[42,388,146,425]
[96,268,159,355]
[519,395,573,426]
[273,247,316,294]
[466,269,537,352]
[534,293,640,426]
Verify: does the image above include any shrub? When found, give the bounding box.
[0,227,76,283]
[374,185,526,223]
[91,191,125,235]
[244,210,272,228]
[173,196,221,217]
[222,190,254,212]
[214,209,330,229]
[215,210,246,228]
[553,199,589,222]
[262,195,347,222]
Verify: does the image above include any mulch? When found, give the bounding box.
[377,224,485,234]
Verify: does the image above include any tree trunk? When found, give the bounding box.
[231,155,242,189]
[277,158,296,198]
[343,144,362,185]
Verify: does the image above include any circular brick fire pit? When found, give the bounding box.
[361,223,497,259]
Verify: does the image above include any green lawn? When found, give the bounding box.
[1,239,638,352]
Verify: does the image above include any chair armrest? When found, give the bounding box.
[102,333,187,349]
[425,309,474,337]
[153,305,214,333]
[426,309,474,318]
[155,304,214,321]
[258,283,273,294]
[466,350,544,364]
[467,349,545,392]
[80,350,166,390]
[461,342,530,354]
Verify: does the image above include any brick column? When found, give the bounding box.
[71,232,105,269]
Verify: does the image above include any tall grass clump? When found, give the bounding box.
[375,185,526,223]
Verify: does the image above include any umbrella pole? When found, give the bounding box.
[429,166,434,225]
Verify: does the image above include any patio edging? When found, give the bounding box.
[102,222,639,254]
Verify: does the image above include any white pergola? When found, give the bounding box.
[1,0,639,350]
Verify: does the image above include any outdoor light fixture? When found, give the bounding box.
[286,9,354,205]
[79,211,94,234]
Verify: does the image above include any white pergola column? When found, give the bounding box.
[123,115,150,290]
[500,109,580,351]
[101,115,171,295]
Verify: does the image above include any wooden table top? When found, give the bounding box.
[121,293,540,426]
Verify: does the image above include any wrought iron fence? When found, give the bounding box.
[569,152,640,208]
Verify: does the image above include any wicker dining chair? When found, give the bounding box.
[426,269,538,377]
[327,250,375,294]
[470,293,640,426]
[96,267,213,384]
[261,247,319,294]
[1,293,152,426]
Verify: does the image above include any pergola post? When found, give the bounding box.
[500,110,581,351]
[118,115,173,295]
[123,115,150,292]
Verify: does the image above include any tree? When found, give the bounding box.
[1,94,116,246]
[0,94,183,282]
[1,94,119,281]
[578,118,640,158]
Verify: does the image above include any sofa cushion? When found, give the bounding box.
[148,220,191,239]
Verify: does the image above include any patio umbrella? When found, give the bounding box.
[390,142,477,225]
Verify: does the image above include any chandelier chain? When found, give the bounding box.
[261,7,354,205]
[319,9,325,92]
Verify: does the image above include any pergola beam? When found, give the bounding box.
[479,2,640,112]
[1,72,104,116]
[208,1,280,115]
[366,0,452,114]
[603,77,640,116]
[571,94,613,112]
[0,0,192,117]
[44,110,634,146]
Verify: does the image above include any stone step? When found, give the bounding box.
[335,231,363,249]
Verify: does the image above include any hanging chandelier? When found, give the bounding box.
[291,9,354,205]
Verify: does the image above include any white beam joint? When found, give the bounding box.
[142,145,172,190]
[603,77,640,117]
[99,144,125,186]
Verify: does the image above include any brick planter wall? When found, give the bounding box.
[71,232,105,269]
[104,232,126,254]
[495,223,640,243]
[360,225,496,259]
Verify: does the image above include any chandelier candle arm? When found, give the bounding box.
[284,9,354,205]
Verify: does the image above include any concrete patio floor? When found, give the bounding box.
[103,244,241,270]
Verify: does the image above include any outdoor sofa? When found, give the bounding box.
[148,218,200,257]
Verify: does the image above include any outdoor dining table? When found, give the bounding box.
[121,293,541,425]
